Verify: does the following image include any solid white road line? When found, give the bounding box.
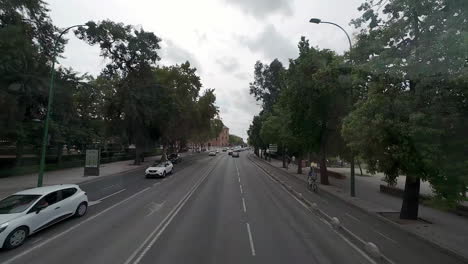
[372,228,397,244]
[240,184,243,194]
[3,187,151,264]
[345,213,360,222]
[103,184,118,191]
[100,188,126,201]
[246,223,256,256]
[242,198,247,213]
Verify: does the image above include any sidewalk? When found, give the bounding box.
[267,158,468,261]
[0,155,161,199]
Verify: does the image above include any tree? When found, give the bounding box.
[249,59,285,113]
[247,114,265,156]
[285,37,351,184]
[0,0,67,165]
[229,134,244,146]
[75,20,162,164]
[343,0,468,219]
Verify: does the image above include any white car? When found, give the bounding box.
[208,151,216,156]
[0,184,88,249]
[145,161,173,178]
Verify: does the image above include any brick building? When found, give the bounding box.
[207,126,229,148]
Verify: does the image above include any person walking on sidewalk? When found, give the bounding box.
[286,155,291,169]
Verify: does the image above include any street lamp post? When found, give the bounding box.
[37,24,85,187]
[309,18,356,197]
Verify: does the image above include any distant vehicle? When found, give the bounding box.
[168,153,181,164]
[232,152,240,158]
[216,150,219,153]
[145,161,173,178]
[208,151,216,156]
[222,148,227,152]
[228,149,233,155]
[0,184,88,249]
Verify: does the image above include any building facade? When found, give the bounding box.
[207,126,229,147]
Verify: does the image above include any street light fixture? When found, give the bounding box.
[309,18,356,197]
[37,24,86,187]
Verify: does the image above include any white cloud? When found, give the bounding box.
[223,0,293,19]
[215,56,240,72]
[238,24,297,65]
[160,39,202,72]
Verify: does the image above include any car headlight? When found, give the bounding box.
[0,223,8,233]
[145,169,149,174]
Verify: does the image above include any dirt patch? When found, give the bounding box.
[378,211,432,225]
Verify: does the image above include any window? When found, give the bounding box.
[33,191,59,210]
[0,195,41,214]
[61,188,77,200]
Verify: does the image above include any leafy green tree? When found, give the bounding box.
[343,0,468,219]
[249,59,285,113]
[75,20,162,164]
[0,0,66,165]
[228,134,244,146]
[247,114,266,156]
[285,37,351,184]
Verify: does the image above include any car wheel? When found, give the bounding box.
[75,202,88,217]
[4,226,28,249]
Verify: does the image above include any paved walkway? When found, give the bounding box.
[0,155,162,199]
[267,158,468,261]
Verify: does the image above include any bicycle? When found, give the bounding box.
[307,169,318,193]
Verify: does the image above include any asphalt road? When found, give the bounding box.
[0,152,464,264]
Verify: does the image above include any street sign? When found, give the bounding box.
[269,144,278,153]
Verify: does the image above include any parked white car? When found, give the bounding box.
[0,184,88,249]
[145,161,173,178]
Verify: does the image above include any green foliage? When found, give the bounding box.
[343,0,468,215]
[229,134,244,146]
[249,59,285,113]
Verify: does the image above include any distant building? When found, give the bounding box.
[207,126,229,147]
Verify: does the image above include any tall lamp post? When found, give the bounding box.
[309,18,356,197]
[37,24,85,187]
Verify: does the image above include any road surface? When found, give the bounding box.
[0,152,464,264]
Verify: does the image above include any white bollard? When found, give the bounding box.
[311,203,319,211]
[365,242,381,258]
[331,217,341,229]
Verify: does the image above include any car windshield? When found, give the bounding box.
[0,194,41,214]
[152,162,165,167]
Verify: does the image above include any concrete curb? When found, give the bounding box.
[252,155,468,264]
[248,155,394,264]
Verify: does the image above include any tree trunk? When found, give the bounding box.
[319,155,329,185]
[319,141,329,185]
[297,157,302,174]
[358,160,363,175]
[15,140,24,167]
[350,155,355,197]
[56,143,64,166]
[134,147,141,165]
[282,150,286,168]
[400,176,420,220]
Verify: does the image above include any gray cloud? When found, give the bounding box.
[160,39,202,72]
[238,24,297,64]
[224,0,293,19]
[215,56,240,72]
[234,72,249,80]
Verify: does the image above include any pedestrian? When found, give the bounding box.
[287,155,291,169]
[292,155,296,165]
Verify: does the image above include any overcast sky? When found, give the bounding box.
[48,0,364,141]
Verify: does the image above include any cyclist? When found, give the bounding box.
[307,162,318,192]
